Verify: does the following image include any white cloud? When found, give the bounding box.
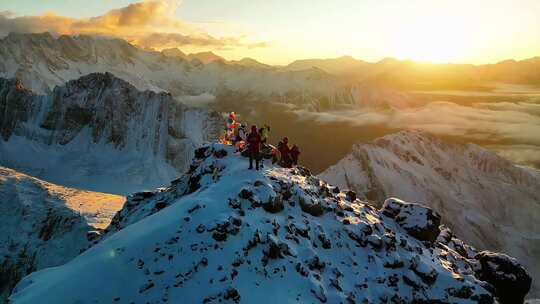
[0,1,266,51]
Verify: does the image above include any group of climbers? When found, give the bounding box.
[221,112,301,170]
[277,137,300,168]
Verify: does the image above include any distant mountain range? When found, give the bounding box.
[0,32,356,109]
[4,32,539,114]
[162,46,540,89]
[286,56,540,91]
[161,48,272,68]
[164,46,540,91]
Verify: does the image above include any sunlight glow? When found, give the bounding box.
[2,0,539,64]
[390,14,470,63]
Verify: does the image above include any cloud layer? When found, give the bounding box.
[0,1,265,51]
[292,100,540,168]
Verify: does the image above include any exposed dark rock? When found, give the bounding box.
[213,149,228,159]
[223,288,240,303]
[294,166,311,177]
[86,231,101,242]
[262,195,284,213]
[475,251,532,304]
[238,189,253,200]
[131,191,156,201]
[345,190,356,202]
[154,201,167,210]
[194,147,210,159]
[381,198,441,243]
[0,78,34,140]
[299,197,325,217]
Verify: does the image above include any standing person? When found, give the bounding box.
[226,112,238,144]
[259,124,270,144]
[246,125,262,170]
[290,144,300,166]
[258,125,270,169]
[237,124,247,142]
[278,137,291,168]
[234,123,247,151]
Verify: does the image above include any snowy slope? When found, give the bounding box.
[0,73,223,194]
[320,130,540,297]
[0,33,410,110]
[0,166,124,302]
[10,144,532,303]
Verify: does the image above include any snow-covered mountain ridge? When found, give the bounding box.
[9,144,532,303]
[320,130,540,297]
[0,72,223,194]
[0,166,124,302]
[0,32,410,110]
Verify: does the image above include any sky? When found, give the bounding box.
[1,0,539,65]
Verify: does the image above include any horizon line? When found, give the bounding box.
[2,31,539,67]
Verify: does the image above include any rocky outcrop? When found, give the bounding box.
[475,251,532,304]
[381,197,441,243]
[0,79,35,141]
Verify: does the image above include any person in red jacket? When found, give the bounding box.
[246,125,262,170]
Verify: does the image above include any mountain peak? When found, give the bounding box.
[161,48,187,58]
[187,51,225,64]
[10,143,531,303]
[229,57,271,68]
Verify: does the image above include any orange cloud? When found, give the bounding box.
[0,1,266,51]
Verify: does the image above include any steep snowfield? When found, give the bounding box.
[0,73,222,194]
[0,32,410,110]
[320,130,540,297]
[10,144,532,303]
[0,166,124,301]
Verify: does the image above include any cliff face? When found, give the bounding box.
[0,73,223,194]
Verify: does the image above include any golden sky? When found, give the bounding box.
[1,0,539,65]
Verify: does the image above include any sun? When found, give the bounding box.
[390,12,472,63]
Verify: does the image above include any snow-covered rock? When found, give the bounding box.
[9,144,532,303]
[0,73,223,194]
[0,166,124,302]
[381,197,441,243]
[320,130,540,297]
